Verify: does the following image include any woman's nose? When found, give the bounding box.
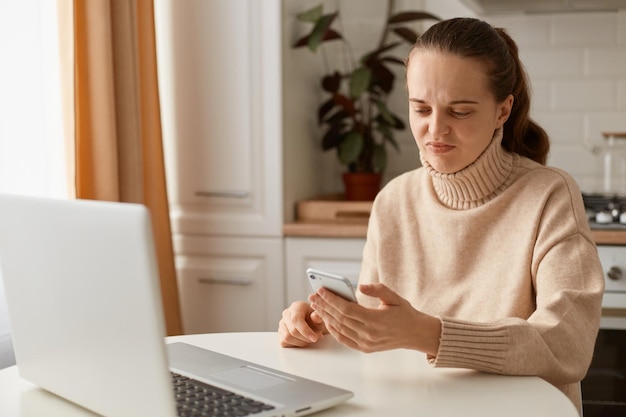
[428,112,450,138]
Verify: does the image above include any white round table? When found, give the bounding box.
[0,332,579,417]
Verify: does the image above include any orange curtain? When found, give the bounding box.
[71,0,182,335]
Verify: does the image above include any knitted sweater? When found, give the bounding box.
[357,129,605,410]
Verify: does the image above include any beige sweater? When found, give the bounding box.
[357,129,605,410]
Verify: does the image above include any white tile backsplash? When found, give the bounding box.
[521,48,583,78]
[551,79,617,110]
[533,113,584,144]
[619,80,626,109]
[551,13,618,46]
[486,10,626,189]
[586,47,626,76]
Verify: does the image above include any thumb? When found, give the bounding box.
[358,283,402,306]
[309,310,323,324]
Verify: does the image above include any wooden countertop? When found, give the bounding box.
[590,229,626,245]
[283,221,368,238]
[285,222,626,244]
[284,195,626,244]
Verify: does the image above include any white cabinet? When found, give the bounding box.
[155,0,282,237]
[154,0,284,333]
[285,237,366,305]
[174,236,283,334]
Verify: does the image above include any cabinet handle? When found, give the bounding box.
[195,191,250,199]
[198,277,252,286]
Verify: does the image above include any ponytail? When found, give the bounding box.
[494,28,549,165]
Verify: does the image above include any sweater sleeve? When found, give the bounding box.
[432,168,605,388]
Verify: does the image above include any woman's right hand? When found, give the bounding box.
[278,301,327,348]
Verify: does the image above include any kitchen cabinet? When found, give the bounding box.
[284,237,366,304]
[154,0,283,333]
[174,236,283,334]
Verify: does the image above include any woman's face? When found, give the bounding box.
[406,49,513,174]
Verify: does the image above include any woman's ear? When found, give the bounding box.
[496,94,514,127]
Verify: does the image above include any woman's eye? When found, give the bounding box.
[413,108,430,115]
[450,110,471,118]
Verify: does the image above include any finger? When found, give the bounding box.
[324,320,367,352]
[278,321,310,347]
[290,312,321,343]
[280,306,321,345]
[279,320,317,347]
[311,290,366,336]
[358,283,402,306]
[309,310,323,325]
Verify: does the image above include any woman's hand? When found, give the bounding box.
[309,283,442,356]
[278,301,328,348]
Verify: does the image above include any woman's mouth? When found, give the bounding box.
[426,142,455,154]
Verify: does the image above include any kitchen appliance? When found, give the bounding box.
[583,193,626,228]
[580,193,626,416]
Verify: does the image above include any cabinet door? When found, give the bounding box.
[155,0,282,237]
[174,236,283,334]
[285,237,366,305]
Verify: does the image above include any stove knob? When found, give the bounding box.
[607,266,623,281]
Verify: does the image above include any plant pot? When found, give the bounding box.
[342,172,382,201]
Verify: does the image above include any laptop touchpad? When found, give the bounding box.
[212,366,291,390]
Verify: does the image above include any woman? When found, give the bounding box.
[279,17,604,411]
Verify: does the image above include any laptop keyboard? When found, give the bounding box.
[171,372,276,417]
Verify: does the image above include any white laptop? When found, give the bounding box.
[0,194,353,417]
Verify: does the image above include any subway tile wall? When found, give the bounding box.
[485,11,626,193]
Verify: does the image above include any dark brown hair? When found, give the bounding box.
[408,18,549,165]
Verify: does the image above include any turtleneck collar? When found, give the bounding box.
[420,128,516,210]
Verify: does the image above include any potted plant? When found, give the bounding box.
[293,2,440,200]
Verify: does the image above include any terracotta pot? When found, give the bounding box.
[342,172,382,201]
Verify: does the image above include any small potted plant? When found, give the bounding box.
[293,2,440,200]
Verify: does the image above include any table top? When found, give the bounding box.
[0,332,579,417]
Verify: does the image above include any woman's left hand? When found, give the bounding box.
[309,282,441,356]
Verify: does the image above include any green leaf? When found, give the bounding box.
[296,5,323,23]
[308,13,338,52]
[349,67,371,99]
[338,131,363,165]
[373,144,387,172]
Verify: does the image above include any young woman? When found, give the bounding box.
[279,17,604,412]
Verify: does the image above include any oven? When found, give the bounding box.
[581,194,626,417]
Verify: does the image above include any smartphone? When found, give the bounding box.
[306,268,357,302]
